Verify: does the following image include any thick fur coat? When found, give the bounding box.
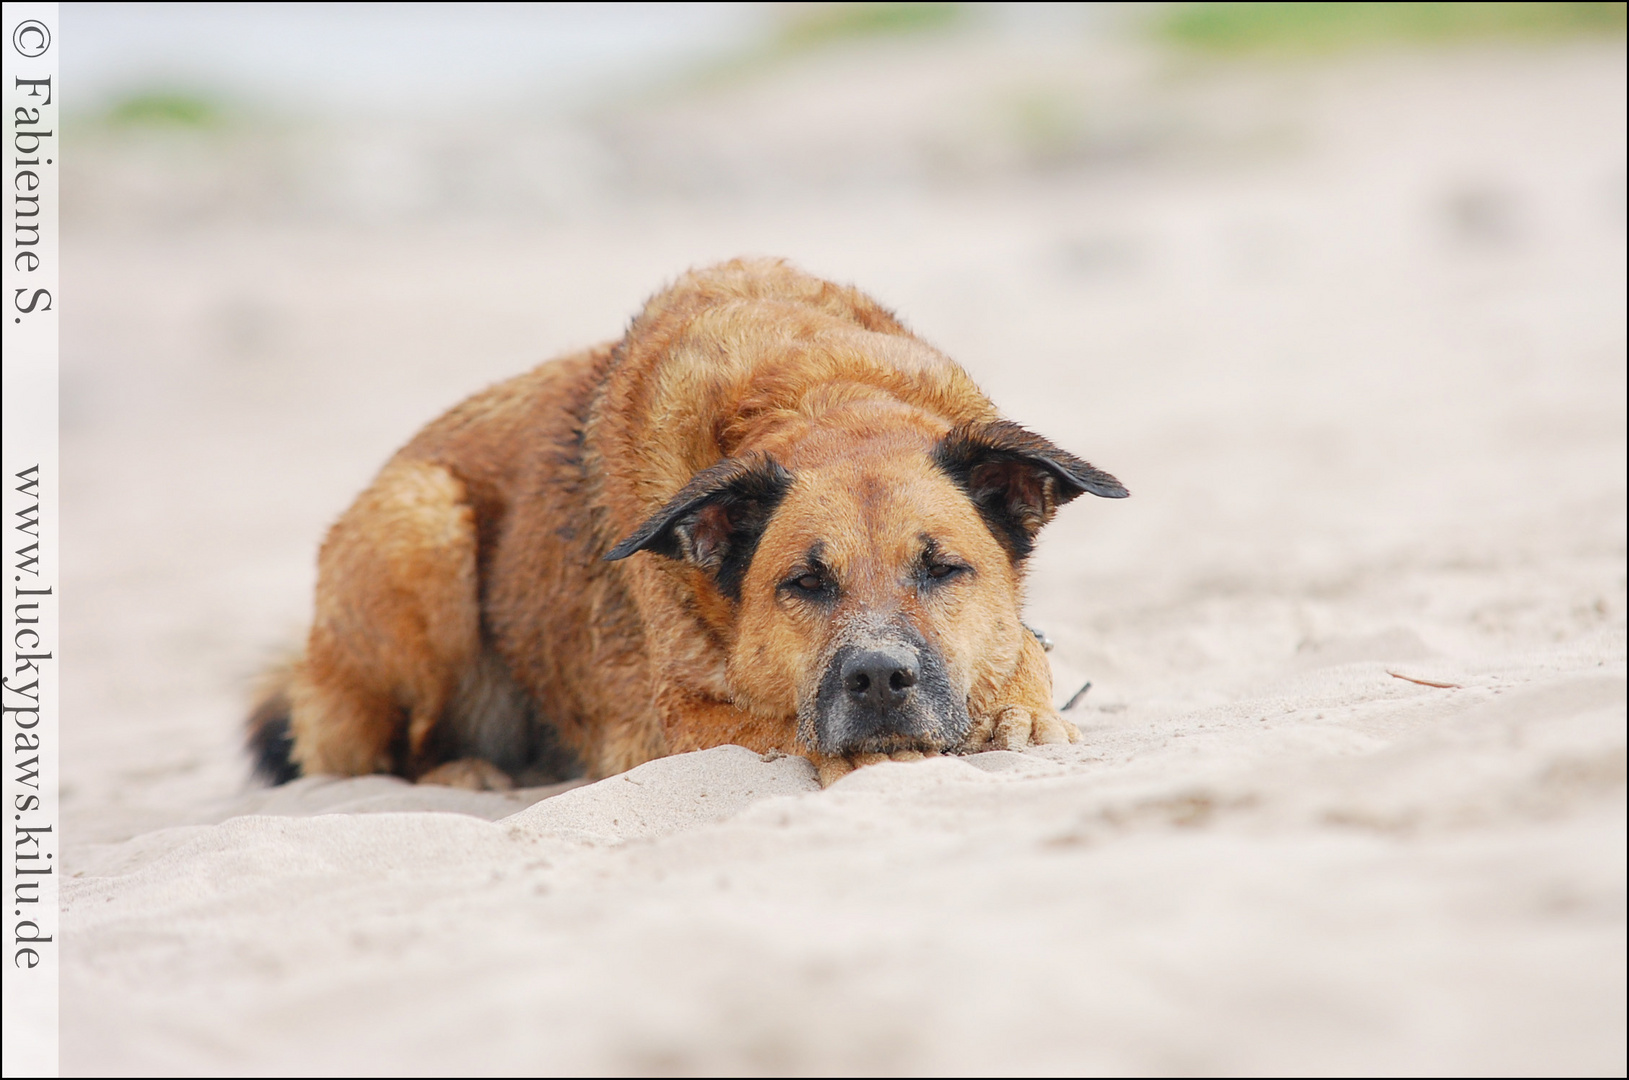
[250,259,1126,788]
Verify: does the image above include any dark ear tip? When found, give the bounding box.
[1066,468,1128,500]
[603,535,643,561]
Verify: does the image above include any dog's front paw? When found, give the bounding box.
[963,705,1080,753]
[811,748,945,787]
[417,758,515,791]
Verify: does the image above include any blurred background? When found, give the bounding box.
[61,3,1626,842]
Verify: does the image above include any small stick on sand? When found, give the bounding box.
[1387,671,1462,689]
[1060,681,1093,711]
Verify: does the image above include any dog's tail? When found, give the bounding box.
[247,660,302,786]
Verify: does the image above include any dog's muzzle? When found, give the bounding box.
[812,624,969,755]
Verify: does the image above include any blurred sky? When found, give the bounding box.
[62,2,1114,116]
[63,2,771,114]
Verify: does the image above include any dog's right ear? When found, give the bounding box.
[605,454,794,601]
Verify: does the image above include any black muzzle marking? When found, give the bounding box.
[813,623,969,755]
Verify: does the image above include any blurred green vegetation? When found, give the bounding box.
[678,3,968,91]
[1159,2,1627,52]
[776,3,967,52]
[103,90,226,128]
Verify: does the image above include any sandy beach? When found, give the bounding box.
[57,24,1625,1075]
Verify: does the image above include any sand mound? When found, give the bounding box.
[64,645,1623,1075]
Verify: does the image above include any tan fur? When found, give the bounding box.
[258,259,1122,788]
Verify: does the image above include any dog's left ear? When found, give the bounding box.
[934,419,1127,560]
[605,453,793,600]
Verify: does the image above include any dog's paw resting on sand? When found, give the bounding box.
[809,712,1080,787]
[966,706,1081,753]
[417,758,515,791]
[247,258,1125,791]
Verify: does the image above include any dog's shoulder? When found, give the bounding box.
[632,256,910,340]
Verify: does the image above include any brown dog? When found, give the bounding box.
[248,258,1126,789]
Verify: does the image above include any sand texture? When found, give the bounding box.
[59,36,1624,1076]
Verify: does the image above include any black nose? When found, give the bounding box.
[841,648,919,711]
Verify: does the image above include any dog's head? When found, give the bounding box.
[607,419,1125,755]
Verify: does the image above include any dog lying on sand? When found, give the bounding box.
[249,258,1127,789]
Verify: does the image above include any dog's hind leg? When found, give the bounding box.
[285,458,482,780]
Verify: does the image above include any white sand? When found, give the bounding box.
[60,38,1624,1075]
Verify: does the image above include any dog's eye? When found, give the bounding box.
[919,560,970,588]
[781,571,833,600]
